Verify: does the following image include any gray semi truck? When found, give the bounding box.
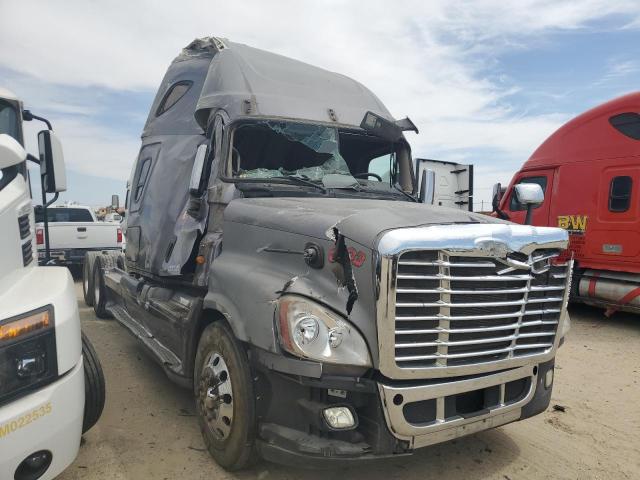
[86,37,571,469]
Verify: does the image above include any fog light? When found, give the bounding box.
[15,450,52,480]
[545,369,554,389]
[323,406,356,430]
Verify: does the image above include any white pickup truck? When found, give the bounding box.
[35,205,122,267]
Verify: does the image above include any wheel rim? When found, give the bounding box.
[199,352,234,441]
[94,267,100,305]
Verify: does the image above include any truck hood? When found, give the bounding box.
[224,197,503,248]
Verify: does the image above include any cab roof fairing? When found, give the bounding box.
[523,91,640,171]
[193,39,397,131]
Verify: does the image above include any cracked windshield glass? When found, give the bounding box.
[233,121,358,186]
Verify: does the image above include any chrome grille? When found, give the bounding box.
[394,249,568,369]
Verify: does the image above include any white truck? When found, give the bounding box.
[0,87,104,480]
[415,158,473,210]
[35,204,122,268]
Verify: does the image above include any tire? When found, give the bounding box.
[82,332,106,433]
[93,254,115,319]
[194,323,258,470]
[83,252,99,306]
[116,252,125,270]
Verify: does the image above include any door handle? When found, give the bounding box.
[77,227,87,232]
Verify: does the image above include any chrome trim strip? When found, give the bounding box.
[396,308,561,322]
[377,223,568,257]
[378,365,536,444]
[395,296,563,308]
[395,319,558,335]
[396,285,565,295]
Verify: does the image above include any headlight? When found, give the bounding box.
[0,306,57,406]
[277,296,372,367]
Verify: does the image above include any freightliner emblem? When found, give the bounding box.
[476,239,551,275]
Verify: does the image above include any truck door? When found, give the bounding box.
[590,166,640,264]
[502,169,555,226]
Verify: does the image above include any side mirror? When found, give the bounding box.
[491,182,503,211]
[360,111,403,142]
[111,194,120,210]
[38,130,67,193]
[419,169,436,204]
[189,144,208,195]
[0,134,27,168]
[514,183,544,225]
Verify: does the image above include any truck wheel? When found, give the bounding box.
[82,332,106,433]
[83,252,99,306]
[194,323,258,470]
[93,255,115,319]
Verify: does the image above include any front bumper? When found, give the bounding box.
[0,359,84,480]
[253,356,555,467]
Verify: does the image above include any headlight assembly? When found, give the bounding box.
[0,306,57,406]
[277,296,371,367]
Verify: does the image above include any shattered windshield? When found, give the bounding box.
[231,119,416,198]
[233,121,357,184]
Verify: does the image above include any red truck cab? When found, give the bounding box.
[497,92,640,314]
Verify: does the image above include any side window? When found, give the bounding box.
[156,81,192,117]
[609,176,632,212]
[510,176,548,211]
[609,113,640,141]
[368,154,392,183]
[134,158,151,203]
[129,157,153,212]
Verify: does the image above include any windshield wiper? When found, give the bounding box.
[392,184,418,202]
[269,175,327,193]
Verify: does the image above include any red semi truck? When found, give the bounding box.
[494,92,640,315]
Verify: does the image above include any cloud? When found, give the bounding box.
[22,117,138,182]
[2,0,639,205]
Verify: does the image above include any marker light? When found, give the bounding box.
[0,310,50,342]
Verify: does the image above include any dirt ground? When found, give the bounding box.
[59,282,639,480]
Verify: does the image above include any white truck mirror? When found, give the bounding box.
[111,194,120,209]
[0,133,27,169]
[515,183,544,225]
[419,168,436,204]
[38,130,67,193]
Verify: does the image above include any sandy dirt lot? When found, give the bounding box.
[59,282,639,480]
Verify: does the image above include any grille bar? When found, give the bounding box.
[21,240,33,266]
[397,285,565,295]
[396,296,563,308]
[396,308,561,322]
[398,260,496,268]
[397,274,533,281]
[18,214,30,240]
[395,343,555,362]
[396,331,556,348]
[395,319,559,335]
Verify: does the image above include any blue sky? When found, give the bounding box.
[1,1,639,209]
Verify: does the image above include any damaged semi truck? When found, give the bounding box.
[87,38,572,469]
